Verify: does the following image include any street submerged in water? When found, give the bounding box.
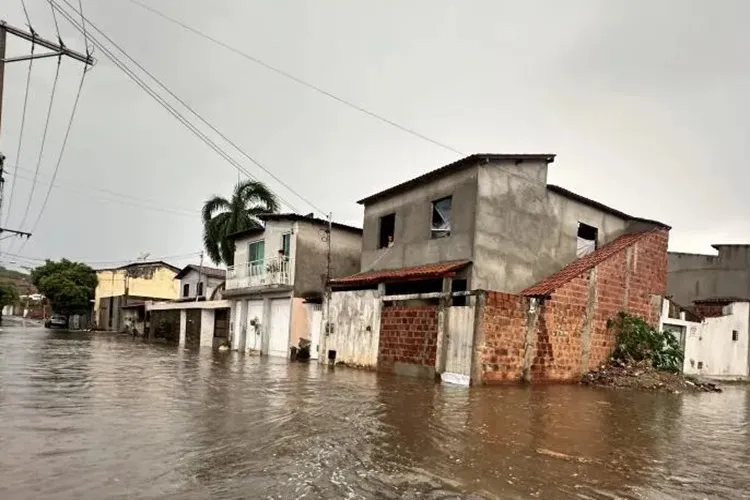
[1,325,748,500]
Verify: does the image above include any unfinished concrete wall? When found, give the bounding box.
[360,163,478,272]
[322,290,380,368]
[668,245,750,306]
[378,305,439,379]
[472,162,629,293]
[478,229,669,383]
[294,222,362,297]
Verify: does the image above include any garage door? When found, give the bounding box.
[268,298,291,357]
[246,300,264,352]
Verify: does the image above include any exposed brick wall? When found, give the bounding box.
[480,229,670,383]
[378,306,439,369]
[693,302,728,318]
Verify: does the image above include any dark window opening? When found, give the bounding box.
[385,278,443,296]
[183,283,190,297]
[281,233,291,257]
[431,196,452,239]
[451,279,468,306]
[576,222,598,257]
[197,282,204,297]
[379,213,396,249]
[732,330,739,341]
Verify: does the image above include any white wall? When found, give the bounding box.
[321,289,381,368]
[179,269,224,299]
[200,309,215,347]
[660,299,750,378]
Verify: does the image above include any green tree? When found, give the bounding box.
[202,180,279,265]
[31,260,97,317]
[0,283,19,325]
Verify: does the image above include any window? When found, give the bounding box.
[281,233,291,258]
[248,240,265,263]
[732,330,739,341]
[379,213,396,248]
[431,196,452,239]
[197,282,204,297]
[183,283,190,297]
[576,222,598,258]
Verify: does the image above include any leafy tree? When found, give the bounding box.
[608,312,684,372]
[30,260,97,317]
[202,179,279,266]
[0,283,19,325]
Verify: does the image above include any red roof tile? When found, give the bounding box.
[522,229,659,297]
[329,260,470,287]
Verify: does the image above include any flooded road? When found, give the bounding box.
[0,326,748,500]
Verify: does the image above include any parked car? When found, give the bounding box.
[44,314,68,329]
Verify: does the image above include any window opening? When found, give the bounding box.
[431,196,452,239]
[576,222,598,257]
[379,213,396,248]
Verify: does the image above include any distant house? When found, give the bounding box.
[94,261,180,332]
[324,153,670,385]
[668,245,750,306]
[225,213,361,359]
[174,264,226,301]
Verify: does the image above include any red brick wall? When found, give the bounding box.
[480,229,670,383]
[693,302,728,318]
[378,306,439,369]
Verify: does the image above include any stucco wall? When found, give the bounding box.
[178,269,224,299]
[293,222,361,297]
[668,246,750,306]
[661,300,750,377]
[233,220,295,272]
[94,266,179,317]
[322,289,381,368]
[472,162,629,293]
[360,164,478,272]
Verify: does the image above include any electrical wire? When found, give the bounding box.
[3,41,35,226]
[0,250,202,266]
[49,0,304,215]
[20,0,33,28]
[55,0,322,216]
[15,67,88,255]
[127,0,465,157]
[14,57,62,236]
[77,0,89,53]
[48,0,62,41]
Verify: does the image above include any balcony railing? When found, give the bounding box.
[226,257,291,290]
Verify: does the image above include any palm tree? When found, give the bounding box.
[202,180,280,266]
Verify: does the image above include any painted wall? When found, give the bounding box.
[472,162,629,293]
[322,289,381,368]
[360,164,478,272]
[200,309,215,348]
[668,245,750,306]
[233,219,295,275]
[94,264,179,321]
[294,221,361,297]
[660,299,750,377]
[178,269,224,299]
[289,297,308,347]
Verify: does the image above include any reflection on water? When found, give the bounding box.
[0,326,748,499]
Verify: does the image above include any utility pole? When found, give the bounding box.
[324,212,332,337]
[0,20,95,243]
[196,251,204,302]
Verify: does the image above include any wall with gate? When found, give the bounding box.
[322,289,381,368]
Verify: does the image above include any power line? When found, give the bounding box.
[48,0,62,41]
[127,0,465,157]
[1,250,202,266]
[51,0,310,215]
[14,57,62,233]
[20,0,33,29]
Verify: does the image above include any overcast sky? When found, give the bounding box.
[1,0,748,269]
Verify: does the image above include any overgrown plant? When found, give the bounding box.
[607,312,684,372]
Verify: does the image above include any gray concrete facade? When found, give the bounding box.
[358,154,662,293]
[668,245,750,306]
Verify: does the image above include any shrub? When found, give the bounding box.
[607,312,683,372]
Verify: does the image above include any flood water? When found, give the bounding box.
[0,325,748,500]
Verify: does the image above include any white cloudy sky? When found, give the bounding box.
[0,0,748,269]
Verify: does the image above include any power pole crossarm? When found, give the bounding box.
[0,21,94,66]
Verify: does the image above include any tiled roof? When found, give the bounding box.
[522,229,659,297]
[175,264,226,280]
[329,260,470,287]
[693,296,750,304]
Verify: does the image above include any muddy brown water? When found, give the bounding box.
[0,325,748,500]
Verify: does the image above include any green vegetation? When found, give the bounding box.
[0,266,36,295]
[608,312,684,372]
[0,283,19,325]
[30,260,97,316]
[202,179,279,266]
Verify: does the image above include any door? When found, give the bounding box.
[185,309,202,349]
[245,300,264,352]
[309,304,322,360]
[442,306,475,386]
[267,298,291,357]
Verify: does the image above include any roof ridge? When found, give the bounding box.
[522,229,660,297]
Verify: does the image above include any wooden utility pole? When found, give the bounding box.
[0,20,95,241]
[196,251,204,302]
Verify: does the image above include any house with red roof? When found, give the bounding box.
[322,154,670,384]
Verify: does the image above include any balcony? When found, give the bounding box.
[226,257,291,291]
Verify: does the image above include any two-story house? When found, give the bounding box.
[94,261,180,332]
[325,153,670,385]
[225,213,362,358]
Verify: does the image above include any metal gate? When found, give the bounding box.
[442,306,475,386]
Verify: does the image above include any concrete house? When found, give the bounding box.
[324,153,670,384]
[94,261,180,332]
[174,264,226,301]
[668,244,750,306]
[226,213,361,359]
